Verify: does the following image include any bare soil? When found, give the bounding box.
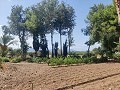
[1,62,120,90]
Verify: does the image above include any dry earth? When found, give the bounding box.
[1,62,120,90]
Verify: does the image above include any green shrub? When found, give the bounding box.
[31,57,48,63]
[0,57,2,62]
[26,58,33,63]
[64,57,81,65]
[113,52,120,60]
[77,58,83,63]
[90,56,98,63]
[64,57,72,65]
[82,58,93,64]
[41,58,48,62]
[48,57,83,66]
[11,57,22,63]
[48,56,106,66]
[1,57,9,62]
[48,58,64,66]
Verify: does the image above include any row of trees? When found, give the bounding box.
[82,3,120,57]
[2,0,75,59]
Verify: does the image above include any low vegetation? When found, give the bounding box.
[113,52,120,60]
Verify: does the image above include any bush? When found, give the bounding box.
[11,57,22,63]
[90,56,98,63]
[47,56,108,66]
[64,57,73,65]
[1,57,9,62]
[26,58,33,63]
[31,57,48,63]
[82,58,93,64]
[64,57,82,65]
[113,52,120,60]
[48,58,64,66]
[48,57,83,66]
[0,57,2,62]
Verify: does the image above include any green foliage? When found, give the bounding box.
[26,58,33,63]
[113,52,120,60]
[48,57,97,66]
[48,58,64,66]
[8,5,28,60]
[82,4,119,56]
[26,57,49,63]
[1,57,9,62]
[64,57,74,65]
[64,57,82,65]
[7,0,75,58]
[82,58,93,64]
[11,57,22,63]
[0,57,2,62]
[12,49,21,56]
[0,26,17,57]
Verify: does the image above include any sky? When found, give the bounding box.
[0,0,113,51]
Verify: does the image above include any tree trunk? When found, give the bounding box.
[19,29,26,60]
[51,32,54,57]
[88,45,90,57]
[68,32,70,54]
[60,31,62,56]
[69,45,70,53]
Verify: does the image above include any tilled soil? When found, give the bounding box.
[1,62,120,90]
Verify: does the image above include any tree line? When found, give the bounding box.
[1,0,75,59]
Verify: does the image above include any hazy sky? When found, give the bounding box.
[0,0,112,51]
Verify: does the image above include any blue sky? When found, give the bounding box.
[0,0,112,51]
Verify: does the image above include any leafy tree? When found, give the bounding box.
[54,2,75,55]
[113,0,120,51]
[82,4,119,57]
[1,25,10,35]
[25,0,75,57]
[25,7,40,56]
[8,5,28,60]
[0,26,17,57]
[43,0,59,57]
[25,2,49,57]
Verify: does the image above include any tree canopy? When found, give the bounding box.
[82,4,119,56]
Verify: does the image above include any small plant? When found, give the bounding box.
[26,58,33,63]
[11,57,22,63]
[0,57,2,62]
[31,57,48,63]
[64,57,75,65]
[48,58,64,66]
[90,56,98,63]
[1,57,9,62]
[82,58,93,64]
[113,52,120,60]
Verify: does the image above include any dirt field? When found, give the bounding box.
[1,62,120,90]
